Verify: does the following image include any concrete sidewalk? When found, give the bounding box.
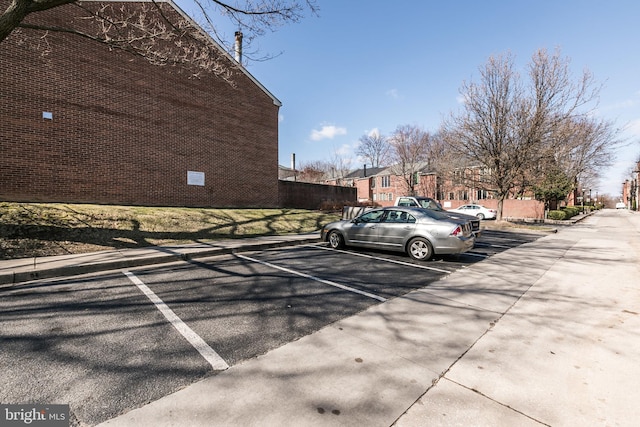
[85,209,640,427]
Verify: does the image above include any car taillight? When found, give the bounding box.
[451,225,462,236]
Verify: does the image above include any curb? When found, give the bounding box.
[0,236,321,287]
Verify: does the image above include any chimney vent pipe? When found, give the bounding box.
[234,31,243,64]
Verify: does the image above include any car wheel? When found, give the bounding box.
[407,237,433,261]
[328,230,345,249]
[476,213,485,220]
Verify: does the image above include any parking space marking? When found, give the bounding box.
[475,242,512,249]
[306,245,453,274]
[464,251,489,258]
[123,271,229,371]
[236,254,388,302]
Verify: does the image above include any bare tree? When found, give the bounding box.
[546,116,618,188]
[388,125,432,195]
[441,53,526,219]
[356,129,390,168]
[442,48,614,220]
[296,160,330,183]
[326,149,353,184]
[1,0,318,78]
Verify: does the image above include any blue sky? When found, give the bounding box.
[180,0,640,198]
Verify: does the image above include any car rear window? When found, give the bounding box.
[419,209,450,220]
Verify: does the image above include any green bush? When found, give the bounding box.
[563,206,581,218]
[547,210,566,220]
[548,206,582,220]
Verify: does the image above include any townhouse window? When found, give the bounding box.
[370,177,376,188]
[453,170,462,185]
[387,192,393,201]
[381,176,390,187]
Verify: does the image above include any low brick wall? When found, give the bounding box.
[278,181,357,210]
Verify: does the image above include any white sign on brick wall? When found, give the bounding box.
[187,171,205,186]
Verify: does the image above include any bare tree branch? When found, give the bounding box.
[356,129,390,168]
[1,0,318,74]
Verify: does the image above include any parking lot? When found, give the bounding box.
[0,228,544,426]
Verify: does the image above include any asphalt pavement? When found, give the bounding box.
[2,209,639,426]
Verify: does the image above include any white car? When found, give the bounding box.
[447,204,497,220]
[615,202,626,209]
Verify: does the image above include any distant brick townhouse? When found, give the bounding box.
[621,160,640,210]
[0,0,281,207]
[327,163,546,220]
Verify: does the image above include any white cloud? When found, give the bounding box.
[367,128,381,137]
[278,113,284,123]
[310,125,347,141]
[386,89,400,99]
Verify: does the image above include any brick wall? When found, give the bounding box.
[0,1,279,208]
[279,181,357,210]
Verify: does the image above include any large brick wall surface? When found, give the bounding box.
[0,1,279,208]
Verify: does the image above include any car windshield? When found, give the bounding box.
[418,199,444,211]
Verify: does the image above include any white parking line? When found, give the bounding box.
[305,244,453,274]
[235,254,387,302]
[123,271,229,371]
[464,251,489,258]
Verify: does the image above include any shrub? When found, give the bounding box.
[547,210,566,220]
[562,206,581,218]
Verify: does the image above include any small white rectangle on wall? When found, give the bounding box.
[43,112,53,120]
[187,171,205,186]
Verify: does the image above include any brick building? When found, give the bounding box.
[327,164,546,220]
[621,161,640,210]
[0,0,281,207]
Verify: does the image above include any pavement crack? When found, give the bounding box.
[445,377,551,426]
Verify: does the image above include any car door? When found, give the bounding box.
[345,209,385,245]
[377,210,416,250]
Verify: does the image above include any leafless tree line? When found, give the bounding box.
[301,49,621,220]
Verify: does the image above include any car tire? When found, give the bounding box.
[476,213,485,220]
[328,230,345,249]
[407,237,433,261]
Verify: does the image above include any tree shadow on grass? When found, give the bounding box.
[0,204,339,259]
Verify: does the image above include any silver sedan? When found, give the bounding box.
[321,206,475,261]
